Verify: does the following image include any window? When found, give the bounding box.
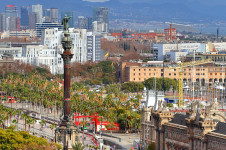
[149,69,151,71]
[184,73,186,76]
[139,78,141,80]
[210,73,212,75]
[139,69,141,71]
[169,73,171,76]
[149,73,151,76]
[184,69,186,71]
[189,69,191,71]
[134,69,135,71]
[154,69,156,71]
[220,73,222,75]
[134,78,135,80]
[161,73,163,76]
[134,73,135,76]
[174,73,176,76]
[215,73,217,75]
[174,69,176,71]
[161,69,163,72]
[144,73,146,76]
[139,73,140,76]
[144,69,146,71]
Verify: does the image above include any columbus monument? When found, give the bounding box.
[55,15,79,150]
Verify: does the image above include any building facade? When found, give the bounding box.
[78,16,88,29]
[50,8,59,23]
[93,7,109,32]
[32,4,43,23]
[120,61,226,85]
[141,101,226,150]
[36,22,63,37]
[87,32,105,62]
[5,5,18,31]
[0,13,6,32]
[153,43,206,61]
[21,6,29,27]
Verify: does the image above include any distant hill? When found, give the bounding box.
[1,0,226,23]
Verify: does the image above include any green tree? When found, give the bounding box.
[121,82,144,93]
[50,123,56,138]
[39,120,46,138]
[72,142,85,150]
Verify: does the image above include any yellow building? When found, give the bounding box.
[120,62,226,85]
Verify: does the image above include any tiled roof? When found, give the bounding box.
[213,122,226,135]
[170,113,188,125]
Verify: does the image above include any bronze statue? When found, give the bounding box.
[62,15,71,32]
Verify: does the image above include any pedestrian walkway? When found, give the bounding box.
[101,133,140,149]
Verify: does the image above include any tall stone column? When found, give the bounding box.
[55,16,79,150]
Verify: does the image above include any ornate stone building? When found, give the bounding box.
[141,101,226,150]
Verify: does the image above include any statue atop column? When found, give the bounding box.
[62,15,71,32]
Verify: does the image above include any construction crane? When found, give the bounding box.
[169,59,213,107]
[103,52,109,60]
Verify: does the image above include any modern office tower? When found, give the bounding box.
[32,4,43,23]
[61,11,74,28]
[93,7,109,32]
[29,12,38,29]
[5,5,18,18]
[44,9,51,17]
[50,8,59,23]
[88,17,93,30]
[78,16,88,29]
[8,16,16,31]
[36,22,63,37]
[21,6,29,27]
[43,9,51,22]
[0,13,6,31]
[5,5,18,31]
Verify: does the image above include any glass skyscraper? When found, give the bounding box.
[21,6,29,26]
[93,7,109,32]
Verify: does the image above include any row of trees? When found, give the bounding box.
[71,61,117,84]
[121,77,178,93]
[0,105,61,150]
[1,72,142,133]
[0,128,61,150]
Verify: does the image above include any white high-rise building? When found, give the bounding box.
[32,4,43,23]
[87,32,103,62]
[70,29,87,63]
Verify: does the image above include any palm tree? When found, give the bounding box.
[31,118,36,135]
[39,119,46,138]
[105,121,115,136]
[26,116,33,133]
[80,120,88,144]
[8,108,14,124]
[72,142,85,150]
[12,119,17,130]
[49,123,56,138]
[21,113,28,131]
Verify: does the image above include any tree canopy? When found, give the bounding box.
[143,77,178,91]
[121,82,144,93]
[0,128,61,150]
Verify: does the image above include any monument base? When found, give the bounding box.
[55,121,79,150]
